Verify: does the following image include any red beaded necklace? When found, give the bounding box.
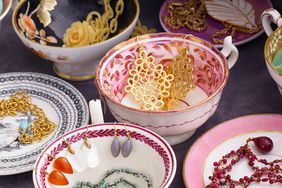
[206,136,282,188]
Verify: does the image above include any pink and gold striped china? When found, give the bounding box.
[262,8,282,96]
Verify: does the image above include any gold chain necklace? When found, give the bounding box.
[164,0,207,32]
[212,23,261,44]
[0,92,56,144]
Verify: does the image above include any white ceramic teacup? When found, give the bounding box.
[96,33,239,145]
[262,8,282,95]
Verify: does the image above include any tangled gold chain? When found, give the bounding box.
[164,0,261,44]
[164,0,207,32]
[86,0,124,43]
[212,23,261,44]
[0,92,56,144]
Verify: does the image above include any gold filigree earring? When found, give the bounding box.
[163,35,195,110]
[124,36,174,111]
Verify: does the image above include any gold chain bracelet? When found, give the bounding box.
[0,92,56,144]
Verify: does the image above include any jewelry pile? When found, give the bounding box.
[64,0,125,47]
[206,136,282,187]
[46,124,153,187]
[47,134,100,186]
[18,0,125,47]
[124,44,195,111]
[111,123,132,158]
[0,92,56,145]
[164,0,207,32]
[164,0,260,44]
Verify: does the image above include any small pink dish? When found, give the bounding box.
[183,114,282,187]
[33,123,176,188]
[96,33,238,145]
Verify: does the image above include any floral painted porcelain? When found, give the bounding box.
[0,72,89,175]
[33,123,176,188]
[0,0,12,29]
[12,0,139,81]
[96,33,239,145]
[183,114,282,187]
[262,9,282,96]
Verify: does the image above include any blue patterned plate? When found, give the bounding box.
[0,72,89,175]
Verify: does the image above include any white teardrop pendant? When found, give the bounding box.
[82,139,99,168]
[66,146,88,172]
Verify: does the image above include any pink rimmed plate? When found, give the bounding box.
[33,123,176,188]
[183,114,282,187]
[159,0,273,48]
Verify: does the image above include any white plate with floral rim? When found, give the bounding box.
[33,123,177,188]
[183,114,282,188]
[0,72,89,175]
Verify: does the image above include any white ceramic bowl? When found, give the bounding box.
[262,9,282,95]
[0,0,12,30]
[33,123,176,188]
[12,0,139,81]
[96,33,239,145]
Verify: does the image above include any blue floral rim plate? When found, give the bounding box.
[0,72,89,175]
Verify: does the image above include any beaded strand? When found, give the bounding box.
[206,137,282,188]
[73,168,153,188]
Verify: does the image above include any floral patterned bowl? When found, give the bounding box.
[96,33,239,145]
[262,9,282,95]
[0,0,12,29]
[12,0,139,81]
[33,123,176,188]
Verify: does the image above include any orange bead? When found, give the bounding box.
[48,170,69,186]
[54,157,73,174]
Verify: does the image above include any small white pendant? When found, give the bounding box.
[82,143,100,168]
[66,148,87,172]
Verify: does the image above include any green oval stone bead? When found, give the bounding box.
[272,48,282,74]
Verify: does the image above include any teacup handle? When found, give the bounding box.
[262,9,282,36]
[89,99,104,124]
[220,36,239,69]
